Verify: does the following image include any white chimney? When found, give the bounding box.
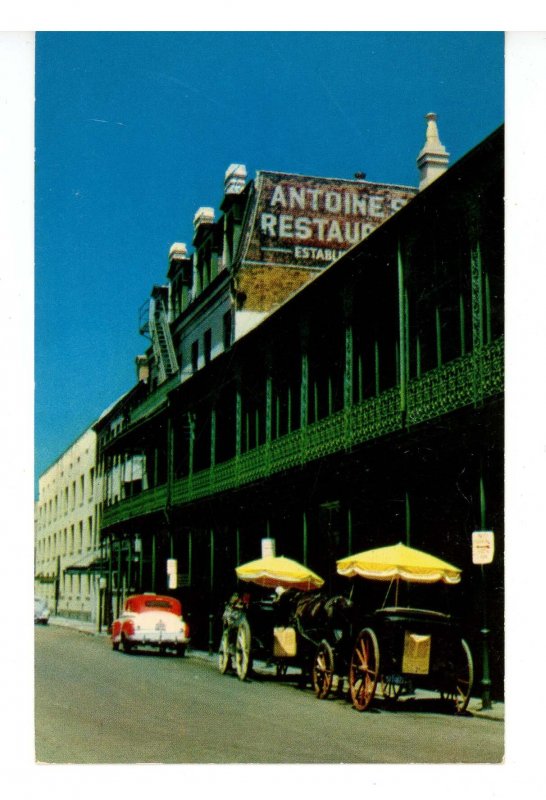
[169,242,188,260]
[193,207,215,231]
[224,164,247,195]
[417,112,450,191]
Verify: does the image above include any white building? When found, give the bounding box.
[34,427,104,624]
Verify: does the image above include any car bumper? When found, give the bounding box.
[127,632,190,646]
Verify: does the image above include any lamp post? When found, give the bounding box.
[98,576,107,633]
[472,529,494,710]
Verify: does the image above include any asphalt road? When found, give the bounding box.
[35,625,503,764]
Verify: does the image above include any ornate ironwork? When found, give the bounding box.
[104,338,504,515]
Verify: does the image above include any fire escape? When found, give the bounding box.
[139,286,179,384]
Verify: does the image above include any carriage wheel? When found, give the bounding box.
[381,676,403,701]
[235,619,252,681]
[349,628,380,711]
[442,638,474,713]
[312,640,335,699]
[218,629,231,674]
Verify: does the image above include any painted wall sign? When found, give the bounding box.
[243,171,417,269]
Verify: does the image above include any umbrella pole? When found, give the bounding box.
[395,578,399,607]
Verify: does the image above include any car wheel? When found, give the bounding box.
[112,640,120,651]
[121,635,133,654]
[176,645,186,657]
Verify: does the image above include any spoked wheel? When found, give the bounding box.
[312,640,335,699]
[349,628,380,711]
[235,618,252,681]
[441,638,474,713]
[381,676,403,702]
[218,629,231,674]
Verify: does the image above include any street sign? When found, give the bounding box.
[167,559,178,588]
[472,531,495,565]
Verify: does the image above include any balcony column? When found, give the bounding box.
[151,532,157,592]
[346,504,353,555]
[210,406,216,469]
[188,412,196,478]
[116,538,122,618]
[300,323,309,430]
[468,201,485,405]
[167,404,174,504]
[397,240,409,417]
[265,354,273,445]
[343,287,354,410]
[235,373,242,458]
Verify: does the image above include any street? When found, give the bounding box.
[35,625,504,764]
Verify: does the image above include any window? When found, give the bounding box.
[191,340,199,373]
[223,310,233,350]
[204,329,212,365]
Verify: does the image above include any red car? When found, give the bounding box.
[112,593,190,656]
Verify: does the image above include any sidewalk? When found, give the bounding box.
[47,615,504,722]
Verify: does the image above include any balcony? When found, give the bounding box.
[102,338,503,523]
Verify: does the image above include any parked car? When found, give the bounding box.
[34,597,50,625]
[111,593,190,656]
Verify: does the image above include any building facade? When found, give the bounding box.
[34,427,105,622]
[93,119,504,694]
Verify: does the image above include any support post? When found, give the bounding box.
[209,528,215,655]
[151,533,156,593]
[479,471,492,709]
[397,241,407,417]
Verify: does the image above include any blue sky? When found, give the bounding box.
[34,31,504,487]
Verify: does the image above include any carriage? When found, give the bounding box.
[218,555,351,682]
[311,543,474,714]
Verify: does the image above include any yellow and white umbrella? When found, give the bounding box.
[336,542,461,585]
[236,555,324,591]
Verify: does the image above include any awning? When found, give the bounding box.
[64,554,108,575]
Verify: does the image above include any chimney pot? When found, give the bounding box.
[417,112,450,190]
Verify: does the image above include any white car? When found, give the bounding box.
[34,597,50,625]
[111,593,191,656]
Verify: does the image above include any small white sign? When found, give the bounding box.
[472,531,495,565]
[261,538,276,558]
[167,572,177,590]
[166,558,177,575]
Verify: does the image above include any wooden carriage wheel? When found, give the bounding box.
[381,675,403,701]
[312,640,335,699]
[349,628,380,711]
[441,638,474,713]
[235,618,252,681]
[218,629,231,674]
